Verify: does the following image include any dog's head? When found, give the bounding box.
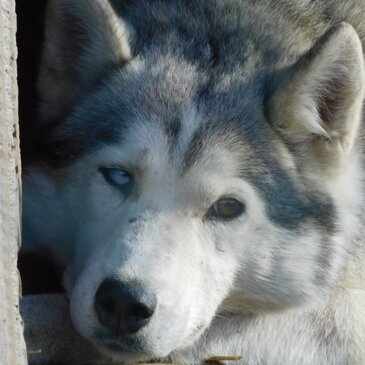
[23,0,365,361]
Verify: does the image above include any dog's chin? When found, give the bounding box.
[93,321,209,362]
[91,336,168,363]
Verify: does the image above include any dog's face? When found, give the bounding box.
[22,0,365,362]
[23,94,334,359]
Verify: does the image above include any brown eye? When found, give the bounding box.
[208,198,246,220]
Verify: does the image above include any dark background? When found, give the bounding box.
[17,0,62,295]
[16,0,48,156]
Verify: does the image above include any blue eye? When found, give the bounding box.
[100,167,133,194]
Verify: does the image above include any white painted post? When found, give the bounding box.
[0,0,27,363]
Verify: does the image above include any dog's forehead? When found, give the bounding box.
[112,58,272,172]
[47,53,269,168]
[117,103,251,177]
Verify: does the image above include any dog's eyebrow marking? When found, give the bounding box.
[172,105,203,165]
[180,122,246,174]
[166,117,182,154]
[181,124,206,173]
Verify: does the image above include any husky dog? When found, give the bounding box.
[22,0,365,364]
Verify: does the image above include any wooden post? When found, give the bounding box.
[0,0,27,363]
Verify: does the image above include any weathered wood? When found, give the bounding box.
[0,0,27,363]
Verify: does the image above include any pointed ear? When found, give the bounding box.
[266,23,365,173]
[38,0,132,124]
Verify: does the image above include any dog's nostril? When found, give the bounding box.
[130,302,154,319]
[98,296,117,317]
[94,278,157,335]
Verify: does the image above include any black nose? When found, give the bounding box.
[95,279,157,335]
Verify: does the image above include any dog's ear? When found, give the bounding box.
[267,22,365,174]
[38,0,132,125]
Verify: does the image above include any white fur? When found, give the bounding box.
[22,3,365,364]
[23,111,365,364]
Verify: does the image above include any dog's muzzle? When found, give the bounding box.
[94,279,157,335]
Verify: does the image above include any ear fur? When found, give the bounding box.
[267,22,365,173]
[38,0,132,125]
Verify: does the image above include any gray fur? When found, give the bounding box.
[23,1,365,364]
